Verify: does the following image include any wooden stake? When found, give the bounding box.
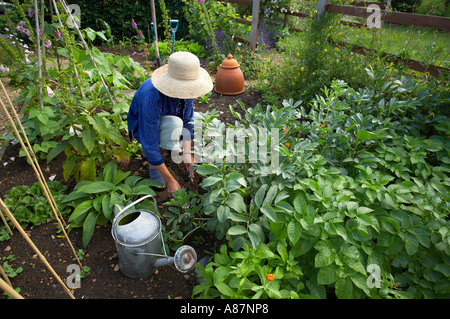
[0,80,83,269]
[0,264,13,288]
[0,277,23,299]
[0,205,13,236]
[0,80,66,228]
[49,0,86,105]
[55,0,115,105]
[0,198,75,299]
[250,0,261,51]
[317,0,331,23]
[33,0,44,110]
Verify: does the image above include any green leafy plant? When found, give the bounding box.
[62,161,161,247]
[2,261,23,279]
[191,72,449,299]
[3,181,70,229]
[162,188,206,251]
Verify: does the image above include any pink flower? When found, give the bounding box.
[131,19,137,29]
[197,0,205,2]
[56,29,61,40]
[136,30,143,39]
[0,65,10,73]
[45,40,52,48]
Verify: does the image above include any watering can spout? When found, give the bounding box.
[151,245,197,273]
[153,256,174,269]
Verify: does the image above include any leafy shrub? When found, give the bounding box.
[3,181,70,228]
[71,0,188,40]
[163,188,205,251]
[191,72,449,299]
[62,161,161,247]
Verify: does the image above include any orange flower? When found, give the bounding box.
[285,142,290,147]
[282,129,288,134]
[266,273,275,281]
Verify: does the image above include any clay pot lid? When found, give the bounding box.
[220,53,240,69]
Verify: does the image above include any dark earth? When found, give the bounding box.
[0,48,263,299]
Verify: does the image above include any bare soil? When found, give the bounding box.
[0,55,263,299]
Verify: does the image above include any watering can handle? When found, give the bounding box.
[113,195,157,219]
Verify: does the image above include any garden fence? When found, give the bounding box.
[217,0,449,77]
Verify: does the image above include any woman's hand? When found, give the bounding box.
[167,179,181,198]
[183,153,195,180]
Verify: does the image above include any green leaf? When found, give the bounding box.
[335,224,348,241]
[103,161,117,184]
[113,170,132,185]
[335,278,353,299]
[228,225,247,236]
[63,156,77,181]
[254,184,268,208]
[131,185,156,196]
[68,200,93,222]
[215,281,234,297]
[78,181,115,194]
[315,248,334,268]
[260,206,277,222]
[356,206,374,214]
[317,266,338,285]
[410,227,430,249]
[82,127,97,153]
[82,211,99,248]
[405,232,419,256]
[381,216,400,234]
[287,221,302,244]
[47,142,70,163]
[195,164,220,175]
[248,224,265,249]
[62,194,88,207]
[226,193,246,214]
[201,176,222,187]
[102,194,111,219]
[216,205,229,223]
[78,158,96,181]
[262,185,278,206]
[357,129,373,142]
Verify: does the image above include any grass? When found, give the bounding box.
[337,23,450,68]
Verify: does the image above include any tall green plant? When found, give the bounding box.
[63,161,160,247]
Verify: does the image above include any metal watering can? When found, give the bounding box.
[111,195,197,278]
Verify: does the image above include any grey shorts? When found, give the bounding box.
[159,113,199,151]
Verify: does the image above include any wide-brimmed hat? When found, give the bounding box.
[151,51,213,99]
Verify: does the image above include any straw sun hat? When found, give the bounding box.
[151,51,213,99]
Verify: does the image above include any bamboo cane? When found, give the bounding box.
[0,264,13,288]
[40,0,46,77]
[49,0,86,105]
[0,277,23,299]
[33,0,44,111]
[0,80,66,228]
[0,205,13,236]
[55,0,115,105]
[0,198,75,299]
[0,82,82,269]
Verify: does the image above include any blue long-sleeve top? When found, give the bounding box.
[127,78,194,166]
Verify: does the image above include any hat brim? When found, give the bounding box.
[151,64,213,99]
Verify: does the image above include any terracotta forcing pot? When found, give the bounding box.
[214,53,245,95]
